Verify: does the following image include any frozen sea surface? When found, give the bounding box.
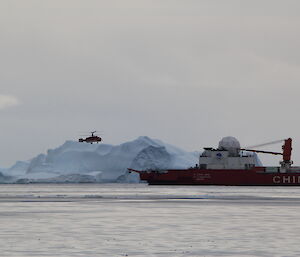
[0,184,300,257]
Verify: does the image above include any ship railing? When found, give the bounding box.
[287,167,300,173]
[264,167,280,173]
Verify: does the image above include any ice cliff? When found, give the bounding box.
[1,136,199,183]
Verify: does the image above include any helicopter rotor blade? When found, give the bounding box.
[243,139,285,149]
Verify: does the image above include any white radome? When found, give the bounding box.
[218,136,241,155]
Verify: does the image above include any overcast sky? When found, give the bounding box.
[1,0,300,166]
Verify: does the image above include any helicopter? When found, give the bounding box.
[78,131,102,144]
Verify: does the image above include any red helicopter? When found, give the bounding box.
[79,131,102,144]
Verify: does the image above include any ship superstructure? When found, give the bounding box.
[199,137,258,170]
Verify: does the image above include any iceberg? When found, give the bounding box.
[2,136,200,183]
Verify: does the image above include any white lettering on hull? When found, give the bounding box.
[283,176,291,183]
[273,176,280,183]
[273,175,300,184]
[193,173,211,181]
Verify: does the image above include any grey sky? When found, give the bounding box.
[1,0,300,166]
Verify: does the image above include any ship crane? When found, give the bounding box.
[240,138,293,169]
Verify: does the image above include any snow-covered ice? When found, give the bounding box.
[0,184,300,257]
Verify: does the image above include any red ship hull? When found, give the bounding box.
[129,168,300,186]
